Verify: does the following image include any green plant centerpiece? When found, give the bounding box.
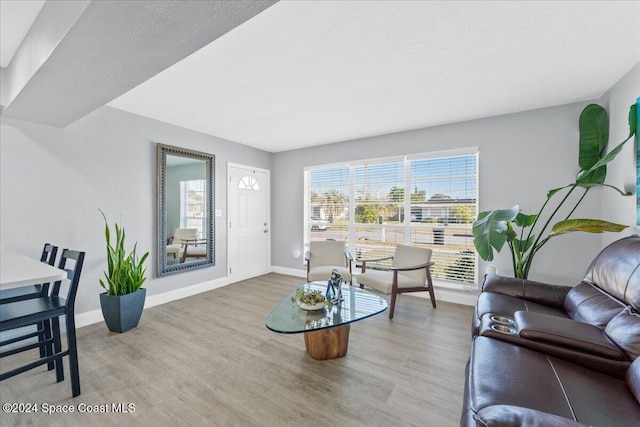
[99,211,149,333]
[473,103,636,279]
[291,288,328,310]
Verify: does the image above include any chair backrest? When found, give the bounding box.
[392,245,432,284]
[51,249,85,310]
[41,243,58,266]
[173,228,198,243]
[39,243,59,296]
[309,240,346,267]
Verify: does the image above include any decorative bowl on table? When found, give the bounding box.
[298,301,327,311]
[291,288,327,311]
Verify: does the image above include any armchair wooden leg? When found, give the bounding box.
[389,291,397,319]
[427,270,436,308]
[428,286,436,308]
[389,272,399,319]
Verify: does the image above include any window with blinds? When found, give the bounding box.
[305,149,478,286]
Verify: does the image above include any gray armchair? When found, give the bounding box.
[305,240,353,283]
[356,244,436,319]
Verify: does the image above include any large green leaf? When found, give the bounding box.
[578,104,608,171]
[576,136,629,188]
[549,219,628,237]
[514,212,537,228]
[513,234,535,254]
[473,206,519,261]
[547,184,572,199]
[577,165,607,186]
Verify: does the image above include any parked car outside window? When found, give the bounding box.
[310,216,330,231]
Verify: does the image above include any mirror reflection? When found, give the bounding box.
[158,144,214,276]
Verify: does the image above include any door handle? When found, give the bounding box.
[264,230,269,233]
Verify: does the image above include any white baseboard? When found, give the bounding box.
[1,278,232,344]
[270,266,306,278]
[75,277,230,329]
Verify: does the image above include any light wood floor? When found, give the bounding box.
[0,273,473,427]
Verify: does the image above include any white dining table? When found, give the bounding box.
[0,247,68,290]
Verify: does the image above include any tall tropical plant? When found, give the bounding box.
[99,211,149,296]
[473,103,637,279]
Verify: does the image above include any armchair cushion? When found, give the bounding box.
[306,241,352,283]
[355,270,422,294]
[166,228,199,256]
[391,245,431,284]
[308,266,352,283]
[308,241,348,267]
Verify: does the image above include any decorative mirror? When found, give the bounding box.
[157,144,214,277]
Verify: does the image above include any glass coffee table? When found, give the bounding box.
[266,282,388,360]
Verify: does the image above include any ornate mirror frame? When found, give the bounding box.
[157,143,215,277]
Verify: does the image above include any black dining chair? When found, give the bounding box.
[0,249,85,397]
[0,244,58,367]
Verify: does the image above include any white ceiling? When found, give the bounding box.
[0,0,45,67]
[2,1,640,153]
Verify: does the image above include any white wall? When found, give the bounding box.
[2,66,637,318]
[598,62,640,246]
[0,106,271,315]
[271,101,617,287]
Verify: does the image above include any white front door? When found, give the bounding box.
[227,164,270,283]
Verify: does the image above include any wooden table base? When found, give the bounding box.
[303,324,350,360]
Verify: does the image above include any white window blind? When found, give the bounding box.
[409,153,477,284]
[308,166,350,242]
[353,160,405,262]
[305,150,478,286]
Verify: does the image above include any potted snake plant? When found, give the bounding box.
[99,211,149,333]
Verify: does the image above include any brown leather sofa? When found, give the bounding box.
[461,235,640,426]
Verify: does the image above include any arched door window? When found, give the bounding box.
[238,176,260,190]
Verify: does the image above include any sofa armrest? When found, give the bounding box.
[514,311,626,360]
[482,274,571,308]
[474,405,589,427]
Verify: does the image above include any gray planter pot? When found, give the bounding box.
[100,288,146,333]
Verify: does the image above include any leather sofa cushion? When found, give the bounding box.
[469,337,640,426]
[481,274,570,308]
[563,282,624,327]
[605,307,640,360]
[515,311,626,360]
[583,235,640,311]
[475,292,569,323]
[474,405,589,427]
[628,357,640,405]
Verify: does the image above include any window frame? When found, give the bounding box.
[304,147,479,287]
